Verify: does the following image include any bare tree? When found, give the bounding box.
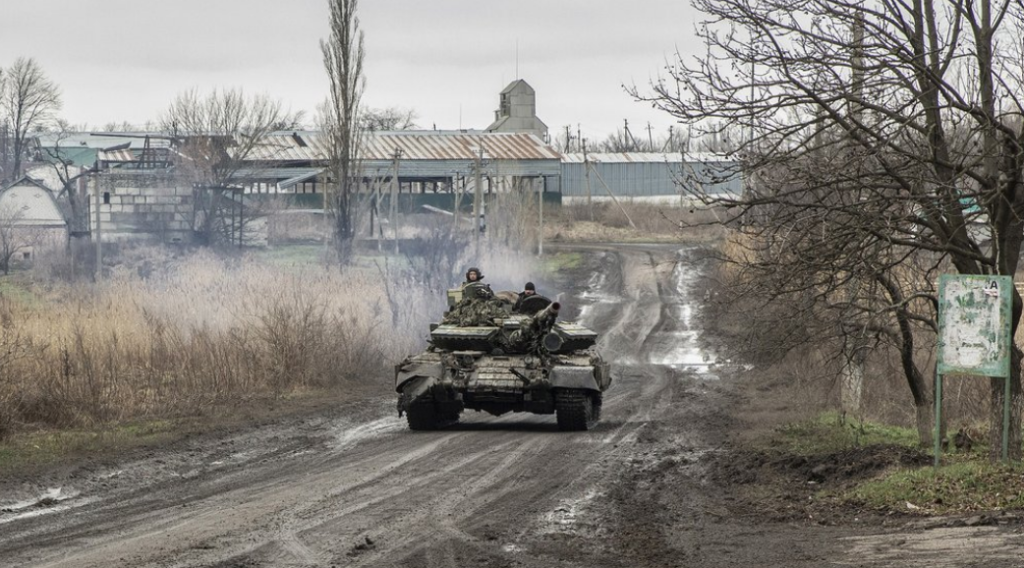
[638,0,1024,458]
[1,57,61,182]
[595,128,651,153]
[39,120,91,236]
[360,106,417,131]
[0,203,39,275]
[0,66,6,181]
[161,88,302,246]
[320,0,366,263]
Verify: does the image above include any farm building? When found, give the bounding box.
[244,130,562,195]
[0,176,69,266]
[485,79,549,141]
[560,152,742,203]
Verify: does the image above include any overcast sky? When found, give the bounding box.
[0,1,705,144]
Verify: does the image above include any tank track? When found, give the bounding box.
[406,400,461,431]
[555,389,602,431]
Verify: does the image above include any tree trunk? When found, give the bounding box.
[840,355,863,418]
[915,394,935,450]
[989,345,1022,461]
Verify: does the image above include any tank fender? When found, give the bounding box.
[397,375,437,402]
[594,361,612,390]
[549,365,600,391]
[395,359,442,391]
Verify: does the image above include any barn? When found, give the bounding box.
[0,176,69,268]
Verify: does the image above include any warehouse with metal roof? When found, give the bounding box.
[560,152,742,202]
[245,130,563,195]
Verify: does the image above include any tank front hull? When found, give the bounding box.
[395,350,609,429]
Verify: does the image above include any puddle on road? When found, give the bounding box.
[576,247,722,376]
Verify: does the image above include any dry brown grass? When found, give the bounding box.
[0,250,434,437]
[548,202,728,243]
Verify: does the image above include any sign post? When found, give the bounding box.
[936,275,1013,465]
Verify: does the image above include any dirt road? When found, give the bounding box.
[1,245,1020,567]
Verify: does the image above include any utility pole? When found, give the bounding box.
[322,170,331,254]
[391,148,401,254]
[680,126,687,207]
[538,176,544,256]
[473,142,484,258]
[646,122,654,150]
[93,167,102,282]
[564,125,572,153]
[589,161,636,229]
[453,173,462,230]
[583,138,593,222]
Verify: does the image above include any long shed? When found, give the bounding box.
[560,152,741,201]
[245,130,563,195]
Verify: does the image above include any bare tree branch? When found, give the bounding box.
[1,57,61,182]
[636,0,1024,456]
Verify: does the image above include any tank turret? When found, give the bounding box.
[507,302,560,352]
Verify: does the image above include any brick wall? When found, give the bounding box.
[91,172,194,243]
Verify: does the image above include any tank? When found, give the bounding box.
[394,285,612,431]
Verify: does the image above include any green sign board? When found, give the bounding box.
[937,275,1013,378]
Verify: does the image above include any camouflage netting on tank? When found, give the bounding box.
[442,297,511,327]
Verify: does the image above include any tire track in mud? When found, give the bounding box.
[0,244,711,568]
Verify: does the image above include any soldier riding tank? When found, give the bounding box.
[394,281,612,431]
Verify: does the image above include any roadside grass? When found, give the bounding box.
[541,252,584,275]
[842,461,1024,513]
[0,419,178,475]
[766,411,918,455]
[765,412,1024,515]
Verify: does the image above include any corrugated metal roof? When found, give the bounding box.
[39,146,98,168]
[233,167,324,181]
[98,148,136,162]
[35,132,174,150]
[247,131,562,163]
[560,152,730,164]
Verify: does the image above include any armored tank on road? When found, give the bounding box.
[395,283,612,431]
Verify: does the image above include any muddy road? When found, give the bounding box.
[2,245,1019,567]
